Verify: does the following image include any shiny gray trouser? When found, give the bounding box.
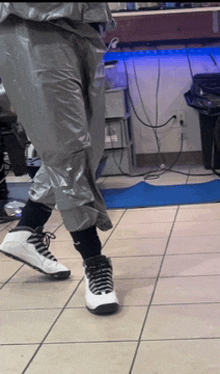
[0,17,112,232]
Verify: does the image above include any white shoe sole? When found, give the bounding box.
[0,249,71,280]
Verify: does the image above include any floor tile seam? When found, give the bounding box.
[129,206,181,373]
[139,337,220,342]
[150,301,220,307]
[176,220,220,223]
[0,306,150,311]
[42,340,139,345]
[174,218,220,223]
[102,209,129,248]
[0,263,24,289]
[0,344,40,347]
[0,221,14,232]
[111,252,220,257]
[162,252,220,256]
[171,234,220,238]
[20,277,84,374]
[110,255,168,258]
[1,308,64,312]
[51,222,65,235]
[0,340,139,347]
[114,222,174,227]
[64,305,151,310]
[7,277,83,284]
[52,255,165,259]
[111,274,220,280]
[7,252,220,260]
[118,220,177,225]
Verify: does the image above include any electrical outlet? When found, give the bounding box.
[173,110,186,128]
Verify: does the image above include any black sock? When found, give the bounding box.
[70,226,102,261]
[17,199,52,230]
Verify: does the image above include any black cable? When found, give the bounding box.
[114,49,184,178]
[126,48,184,177]
[108,122,126,175]
[124,59,176,129]
[185,45,194,79]
[144,132,184,180]
[209,52,220,72]
[131,49,166,167]
[105,47,218,179]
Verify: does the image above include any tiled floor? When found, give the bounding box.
[1,163,220,373]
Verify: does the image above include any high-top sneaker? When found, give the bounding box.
[83,254,119,314]
[0,226,71,279]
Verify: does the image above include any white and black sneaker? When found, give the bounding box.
[83,254,119,314]
[0,226,71,279]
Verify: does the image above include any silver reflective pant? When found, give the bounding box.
[0,17,112,232]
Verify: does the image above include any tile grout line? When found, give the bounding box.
[3,300,220,313]
[2,336,220,347]
[128,205,181,374]
[0,263,25,290]
[102,209,128,248]
[20,277,84,374]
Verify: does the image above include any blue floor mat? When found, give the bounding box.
[100,180,220,209]
[6,180,220,209]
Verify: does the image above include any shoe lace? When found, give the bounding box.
[86,258,114,295]
[27,228,57,262]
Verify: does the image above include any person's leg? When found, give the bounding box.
[0,18,118,312]
[17,199,52,229]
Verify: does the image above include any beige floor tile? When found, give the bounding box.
[119,207,177,225]
[50,240,81,259]
[9,258,83,283]
[111,222,173,240]
[67,278,156,308]
[52,224,73,241]
[0,222,12,231]
[46,210,63,226]
[160,253,220,277]
[152,275,220,305]
[0,251,14,261]
[176,204,220,221]
[147,172,188,186]
[0,229,10,242]
[112,256,163,278]
[106,209,125,224]
[142,303,220,340]
[172,220,220,237]
[1,309,60,344]
[0,260,23,282]
[6,174,31,183]
[0,280,80,310]
[25,342,137,374]
[166,235,220,254]
[97,228,115,245]
[103,237,168,257]
[44,223,60,233]
[100,175,144,189]
[187,174,217,184]
[179,202,220,209]
[45,306,146,343]
[0,345,38,374]
[115,278,156,306]
[132,339,220,374]
[6,219,19,230]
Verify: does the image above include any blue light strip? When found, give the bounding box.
[104,47,220,60]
